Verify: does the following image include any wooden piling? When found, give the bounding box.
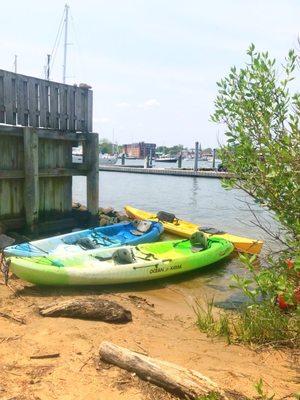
[212,148,216,169]
[85,133,99,217]
[121,153,125,165]
[178,153,182,168]
[144,155,150,168]
[149,148,153,167]
[23,127,39,232]
[194,142,199,171]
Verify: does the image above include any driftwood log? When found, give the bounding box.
[99,341,228,399]
[39,298,132,323]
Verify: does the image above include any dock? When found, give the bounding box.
[99,165,232,178]
[0,69,99,233]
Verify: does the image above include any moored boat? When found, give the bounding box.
[4,220,163,258]
[125,206,263,255]
[9,237,234,286]
[155,156,178,163]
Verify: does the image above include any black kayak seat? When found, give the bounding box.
[130,220,152,236]
[76,237,98,250]
[156,211,178,224]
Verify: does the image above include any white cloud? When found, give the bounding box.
[138,98,160,109]
[116,101,131,108]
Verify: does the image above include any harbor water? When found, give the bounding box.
[73,169,279,307]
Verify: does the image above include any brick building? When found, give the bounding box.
[123,142,156,158]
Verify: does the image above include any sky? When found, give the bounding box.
[0,0,299,147]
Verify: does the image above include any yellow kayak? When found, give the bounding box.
[125,206,263,255]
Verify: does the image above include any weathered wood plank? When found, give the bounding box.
[0,125,87,141]
[0,170,24,179]
[0,216,25,230]
[16,76,26,126]
[39,81,47,128]
[85,132,99,215]
[87,89,93,132]
[50,83,59,129]
[23,127,39,231]
[0,75,4,123]
[75,89,83,131]
[68,87,75,131]
[0,69,93,131]
[0,179,24,219]
[28,78,36,127]
[0,168,88,180]
[59,86,68,131]
[3,73,14,125]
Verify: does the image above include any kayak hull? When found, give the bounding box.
[125,205,263,255]
[4,221,164,258]
[10,237,234,286]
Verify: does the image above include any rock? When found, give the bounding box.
[99,207,115,217]
[99,218,109,226]
[117,213,129,222]
[0,234,15,250]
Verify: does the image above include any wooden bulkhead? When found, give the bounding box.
[0,69,99,233]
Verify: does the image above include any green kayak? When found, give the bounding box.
[9,237,234,286]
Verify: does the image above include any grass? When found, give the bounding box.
[193,298,232,344]
[194,297,299,348]
[197,393,222,400]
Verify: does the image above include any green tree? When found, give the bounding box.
[156,144,185,156]
[211,44,300,246]
[99,138,113,154]
[99,139,122,155]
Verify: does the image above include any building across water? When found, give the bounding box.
[123,142,156,158]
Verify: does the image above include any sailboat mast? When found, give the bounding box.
[62,4,69,83]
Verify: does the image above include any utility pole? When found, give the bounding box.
[13,55,17,73]
[62,4,69,83]
[46,54,51,80]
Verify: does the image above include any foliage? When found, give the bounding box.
[231,253,300,306]
[202,44,300,349]
[254,379,274,400]
[195,252,299,347]
[211,44,300,243]
[99,138,121,154]
[156,144,185,156]
[196,393,221,400]
[193,298,231,344]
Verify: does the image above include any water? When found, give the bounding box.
[73,170,279,304]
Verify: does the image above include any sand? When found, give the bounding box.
[0,277,298,400]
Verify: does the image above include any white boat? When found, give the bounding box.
[155,156,178,163]
[99,154,118,165]
[72,151,118,165]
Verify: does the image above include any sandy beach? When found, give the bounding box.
[0,276,298,400]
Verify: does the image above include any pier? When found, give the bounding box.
[99,165,232,178]
[0,69,99,233]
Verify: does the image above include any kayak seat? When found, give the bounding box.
[113,248,135,264]
[76,237,98,250]
[190,231,208,253]
[199,227,226,235]
[130,220,152,236]
[156,211,179,225]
